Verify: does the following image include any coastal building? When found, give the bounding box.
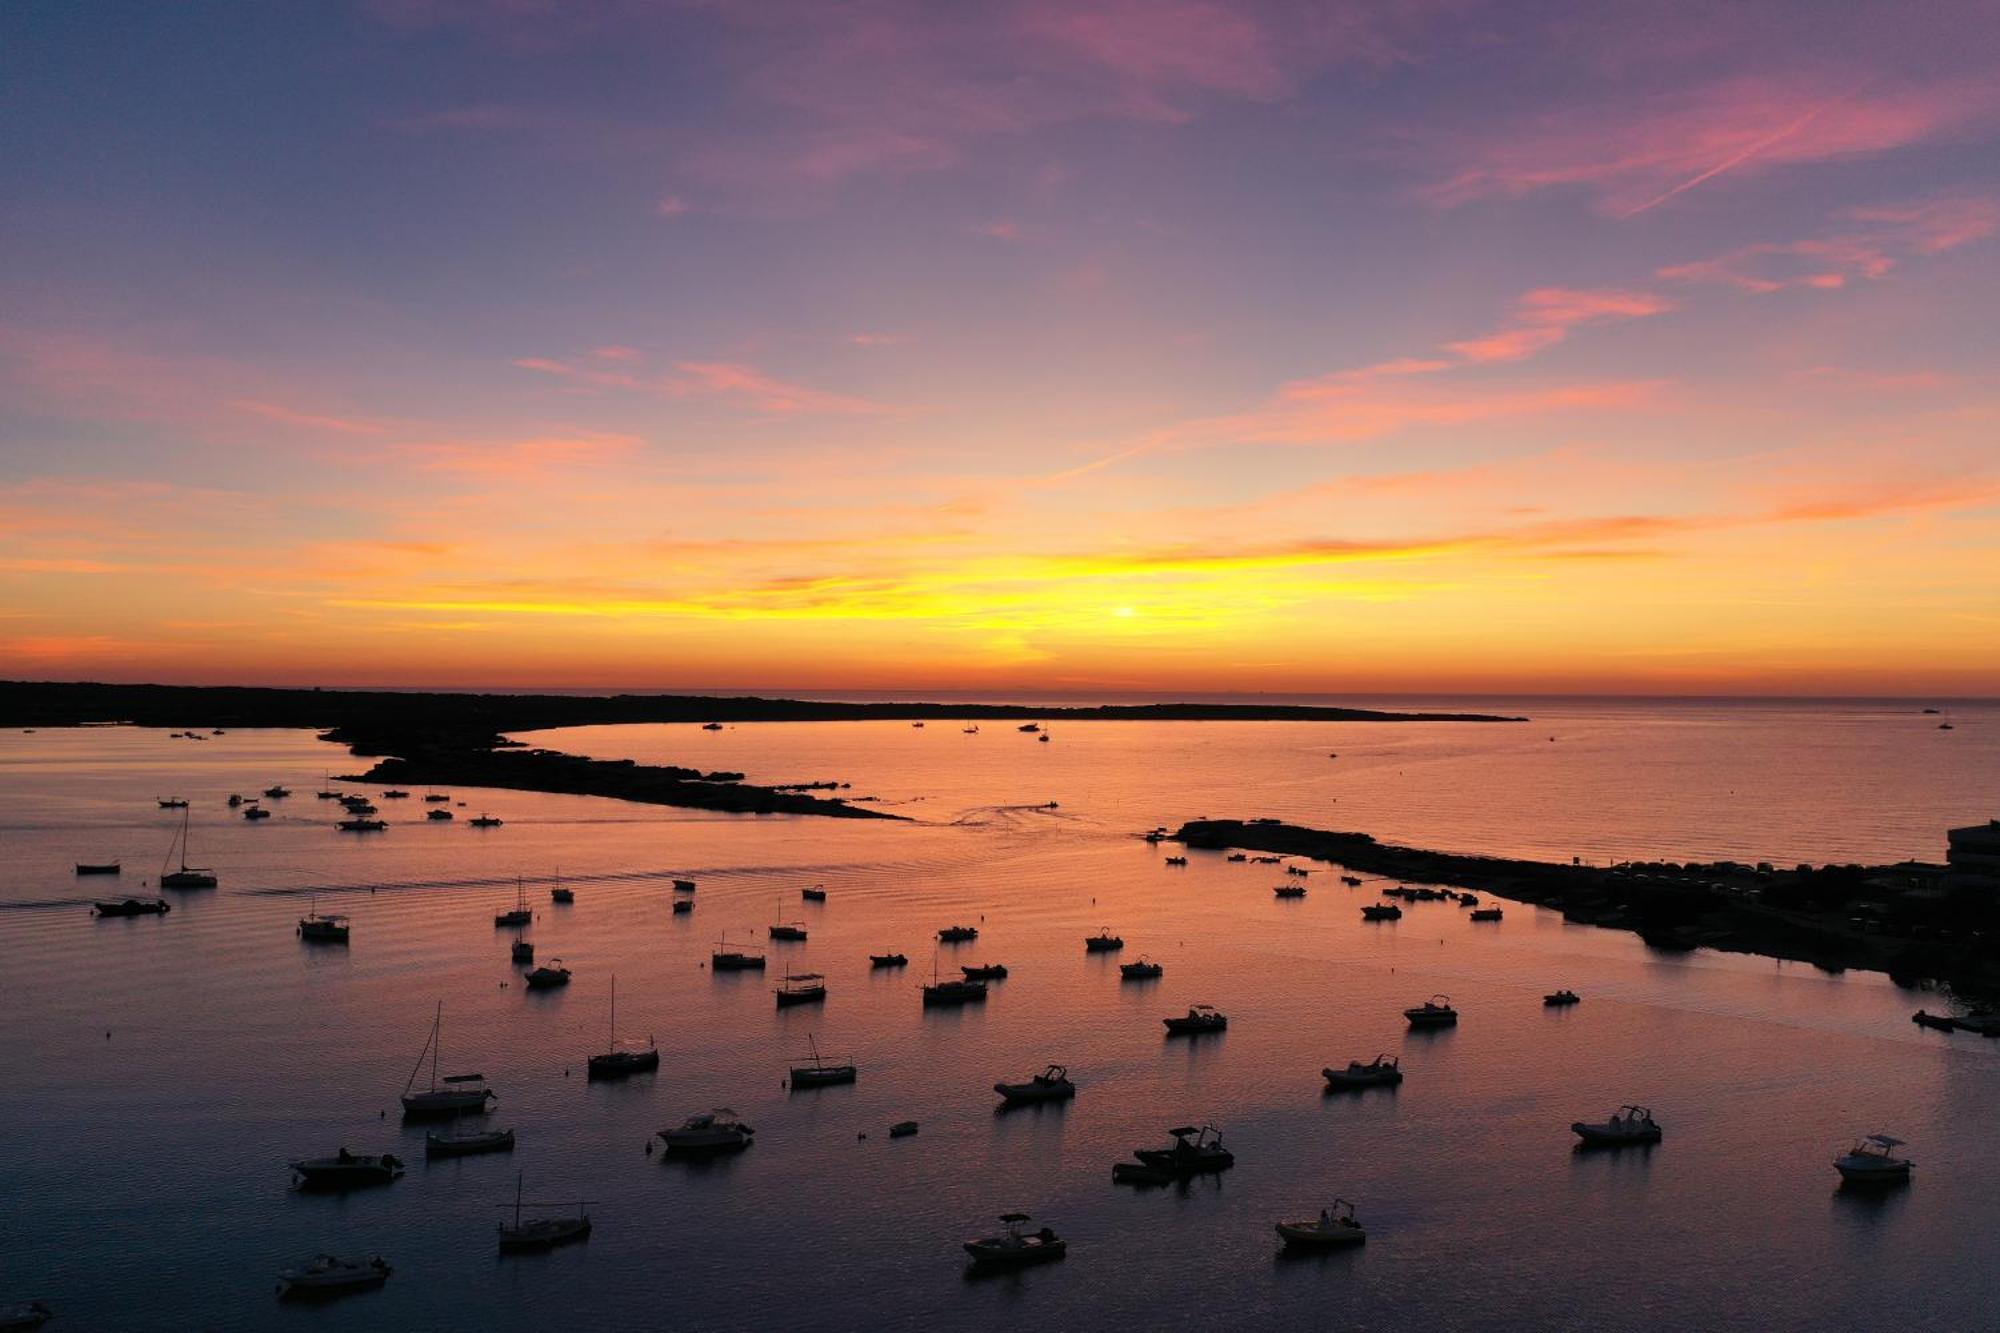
[1945,819,2000,892]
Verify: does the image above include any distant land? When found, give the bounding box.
[0,681,1520,822]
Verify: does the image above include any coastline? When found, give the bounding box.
[1175,819,1994,990]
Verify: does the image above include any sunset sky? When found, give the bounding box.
[3,0,1997,694]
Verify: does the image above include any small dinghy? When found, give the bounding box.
[1133,1124,1234,1176]
[1276,1198,1366,1248]
[496,1173,593,1253]
[426,1128,515,1158]
[1404,995,1458,1029]
[1120,958,1163,980]
[1571,1104,1661,1147]
[1084,929,1124,953]
[658,1108,754,1155]
[870,952,908,968]
[290,1149,404,1189]
[1834,1134,1913,1185]
[961,963,1008,981]
[524,960,572,990]
[1163,1004,1227,1035]
[937,924,979,942]
[995,1064,1076,1104]
[964,1214,1066,1270]
[276,1254,391,1300]
[774,972,828,1007]
[1322,1054,1402,1090]
[1544,989,1580,1007]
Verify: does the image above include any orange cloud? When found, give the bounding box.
[1662,193,2000,291]
[513,352,889,416]
[1444,287,1674,363]
[229,398,388,435]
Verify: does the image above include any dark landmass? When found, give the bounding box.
[1176,819,1997,989]
[0,680,1524,730]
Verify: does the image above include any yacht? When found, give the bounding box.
[587,978,660,1079]
[774,972,827,1007]
[289,1149,404,1190]
[1404,995,1458,1028]
[276,1254,392,1300]
[158,808,217,889]
[1834,1134,1913,1185]
[1275,1198,1366,1248]
[1571,1105,1662,1146]
[994,1064,1076,1104]
[788,1034,856,1088]
[1322,1054,1403,1090]
[1163,1004,1227,1035]
[658,1109,754,1155]
[400,1002,496,1118]
[963,1214,1065,1269]
[1084,929,1124,953]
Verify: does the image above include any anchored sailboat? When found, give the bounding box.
[159,807,216,889]
[400,1002,495,1119]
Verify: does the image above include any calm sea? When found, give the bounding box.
[0,697,1993,1330]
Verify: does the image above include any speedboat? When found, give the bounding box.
[1133,1124,1234,1175]
[94,897,171,917]
[524,960,572,990]
[870,952,908,968]
[774,973,827,1007]
[1163,1004,1227,1035]
[1834,1134,1913,1185]
[964,1214,1065,1269]
[1120,958,1164,980]
[961,963,1008,981]
[1361,903,1402,921]
[400,1003,496,1118]
[658,1109,754,1155]
[1323,1054,1402,1090]
[1404,995,1458,1029]
[1276,1198,1366,1248]
[1084,929,1124,953]
[769,921,808,941]
[789,1034,856,1088]
[1544,989,1580,1007]
[276,1254,391,1300]
[425,1128,515,1158]
[995,1065,1076,1104]
[289,1149,404,1189]
[1571,1104,1661,1146]
[937,925,979,942]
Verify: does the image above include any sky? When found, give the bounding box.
[2,0,1997,695]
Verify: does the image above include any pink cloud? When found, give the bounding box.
[1660,193,2000,292]
[400,431,643,478]
[655,195,690,218]
[970,219,1024,242]
[1422,75,1999,216]
[514,353,889,416]
[228,399,387,435]
[1444,287,1674,363]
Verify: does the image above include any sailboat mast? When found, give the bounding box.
[608,975,616,1050]
[431,1001,442,1091]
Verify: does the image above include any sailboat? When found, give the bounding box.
[159,808,217,889]
[586,976,658,1079]
[400,1002,496,1119]
[495,878,531,928]
[496,1172,592,1253]
[788,1033,856,1088]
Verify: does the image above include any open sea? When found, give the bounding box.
[0,696,1995,1330]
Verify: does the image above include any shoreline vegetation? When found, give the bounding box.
[0,681,1520,822]
[1175,819,1996,990]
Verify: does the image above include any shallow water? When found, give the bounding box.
[0,701,1993,1330]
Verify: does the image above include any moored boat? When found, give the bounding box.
[494,879,532,927]
[937,924,978,942]
[289,1149,404,1189]
[869,952,908,968]
[964,1213,1065,1269]
[524,959,571,990]
[425,1127,515,1158]
[658,1108,754,1155]
[1274,884,1306,898]
[298,899,350,943]
[995,1064,1076,1104]
[802,884,827,902]
[1404,995,1457,1028]
[961,963,1008,980]
[0,1300,52,1330]
[1120,958,1163,980]
[1911,1009,1954,1031]
[789,1033,856,1088]
[469,814,503,827]
[1323,1054,1402,1090]
[159,807,218,889]
[1133,1123,1234,1175]
[1361,903,1401,921]
[75,862,120,875]
[94,896,170,917]
[1833,1133,1913,1185]
[276,1254,391,1300]
[774,972,827,1007]
[1544,989,1580,1007]
[1084,929,1124,953]
[671,899,693,915]
[496,1172,593,1253]
[711,937,766,970]
[1276,1198,1366,1248]
[1571,1104,1661,1146]
[587,976,659,1079]
[1163,1004,1227,1035]
[1470,907,1503,922]
[336,818,386,832]
[400,1002,496,1118]
[244,804,272,820]
[769,921,808,941]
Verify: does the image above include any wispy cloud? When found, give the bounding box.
[1661,193,2000,291]
[1444,287,1674,362]
[513,351,890,416]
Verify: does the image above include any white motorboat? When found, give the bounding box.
[1276,1198,1367,1248]
[288,1149,404,1189]
[659,1108,754,1155]
[1834,1134,1913,1185]
[276,1254,391,1299]
[995,1064,1077,1104]
[1571,1104,1662,1146]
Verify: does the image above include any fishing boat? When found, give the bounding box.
[801,884,827,902]
[496,1173,593,1253]
[289,1148,404,1189]
[298,898,350,943]
[1404,995,1458,1028]
[74,862,120,876]
[769,921,808,941]
[1276,1198,1366,1248]
[511,935,534,963]
[1470,907,1503,922]
[1163,1004,1227,1035]
[1274,884,1306,898]
[158,808,217,889]
[869,952,908,968]
[428,808,454,821]
[587,977,659,1079]
[494,879,532,928]
[658,1108,754,1155]
[551,883,574,904]
[774,972,827,1007]
[93,896,170,917]
[469,814,504,828]
[961,963,1008,980]
[1833,1134,1914,1185]
[994,1064,1076,1104]
[711,936,766,971]
[789,1034,856,1088]
[923,954,988,1006]
[1134,1124,1234,1175]
[1571,1104,1662,1146]
[425,1127,515,1158]
[1322,1054,1403,1090]
[937,924,979,942]
[400,1002,496,1118]
[524,959,571,990]
[1544,989,1580,1007]
[1361,903,1401,921]
[1912,1010,1955,1031]
[336,818,386,832]
[1084,929,1124,953]
[964,1214,1065,1269]
[276,1254,392,1300]
[1120,958,1163,980]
